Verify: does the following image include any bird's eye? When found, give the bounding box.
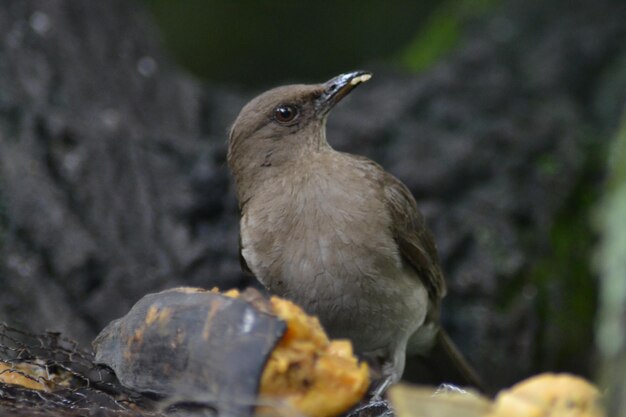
[273,105,299,124]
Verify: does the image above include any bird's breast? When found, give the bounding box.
[239,161,427,350]
[241,164,396,290]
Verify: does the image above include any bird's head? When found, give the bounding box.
[227,71,371,193]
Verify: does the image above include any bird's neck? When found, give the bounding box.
[234,145,336,208]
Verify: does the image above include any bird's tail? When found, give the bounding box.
[403,329,484,391]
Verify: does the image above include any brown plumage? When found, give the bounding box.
[227,71,480,393]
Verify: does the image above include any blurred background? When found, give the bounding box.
[0,0,625,406]
[144,0,487,87]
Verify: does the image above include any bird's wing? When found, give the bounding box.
[382,170,447,301]
[238,232,254,275]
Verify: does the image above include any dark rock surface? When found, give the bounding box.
[1,0,625,393]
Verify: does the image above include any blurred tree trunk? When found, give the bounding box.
[0,0,248,344]
[596,115,626,417]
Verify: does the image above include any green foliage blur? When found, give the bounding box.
[596,114,626,415]
[144,0,474,87]
[398,0,496,72]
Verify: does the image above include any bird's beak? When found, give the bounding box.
[316,70,372,115]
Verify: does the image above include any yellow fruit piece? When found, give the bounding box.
[487,373,604,417]
[0,361,50,391]
[388,383,490,417]
[258,296,369,417]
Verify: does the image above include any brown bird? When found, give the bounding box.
[227,71,480,394]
